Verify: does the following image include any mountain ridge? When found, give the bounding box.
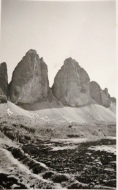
[0,49,116,117]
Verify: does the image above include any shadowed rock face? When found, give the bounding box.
[89,81,102,105]
[52,58,91,107]
[9,50,49,104]
[111,97,116,104]
[101,88,111,108]
[90,81,112,108]
[0,62,8,103]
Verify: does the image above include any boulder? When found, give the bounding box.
[0,62,8,103]
[52,57,91,107]
[9,50,49,104]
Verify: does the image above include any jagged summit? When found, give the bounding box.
[63,57,80,68]
[24,49,40,61]
[103,88,109,95]
[64,57,78,63]
[0,62,7,67]
[40,57,44,62]
[26,49,37,54]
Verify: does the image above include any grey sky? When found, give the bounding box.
[0,0,116,97]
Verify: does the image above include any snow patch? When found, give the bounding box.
[88,145,116,154]
[52,145,77,151]
[51,138,87,144]
[7,108,13,116]
[105,136,116,140]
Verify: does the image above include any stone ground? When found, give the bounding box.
[0,114,116,189]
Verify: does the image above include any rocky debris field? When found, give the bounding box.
[0,117,116,189]
[20,139,116,189]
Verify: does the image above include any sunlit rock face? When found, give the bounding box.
[9,50,49,104]
[0,62,8,103]
[52,58,91,107]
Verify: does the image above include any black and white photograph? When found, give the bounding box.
[0,0,116,189]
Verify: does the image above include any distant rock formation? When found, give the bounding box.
[0,62,8,103]
[89,81,114,108]
[9,50,49,104]
[6,50,116,110]
[52,58,91,107]
[111,97,116,105]
[89,81,102,105]
[101,88,111,108]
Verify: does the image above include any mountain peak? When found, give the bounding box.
[0,62,7,68]
[52,58,90,107]
[26,49,37,54]
[64,57,79,67]
[9,50,49,104]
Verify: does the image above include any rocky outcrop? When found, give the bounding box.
[0,62,8,103]
[9,50,49,104]
[89,81,102,105]
[101,88,111,108]
[6,50,116,109]
[52,58,91,107]
[111,97,116,105]
[90,81,112,108]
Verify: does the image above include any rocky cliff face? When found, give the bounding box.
[89,81,102,105]
[52,58,91,107]
[9,50,49,104]
[0,62,8,103]
[89,81,113,108]
[6,51,116,109]
[101,88,111,108]
[111,97,116,104]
